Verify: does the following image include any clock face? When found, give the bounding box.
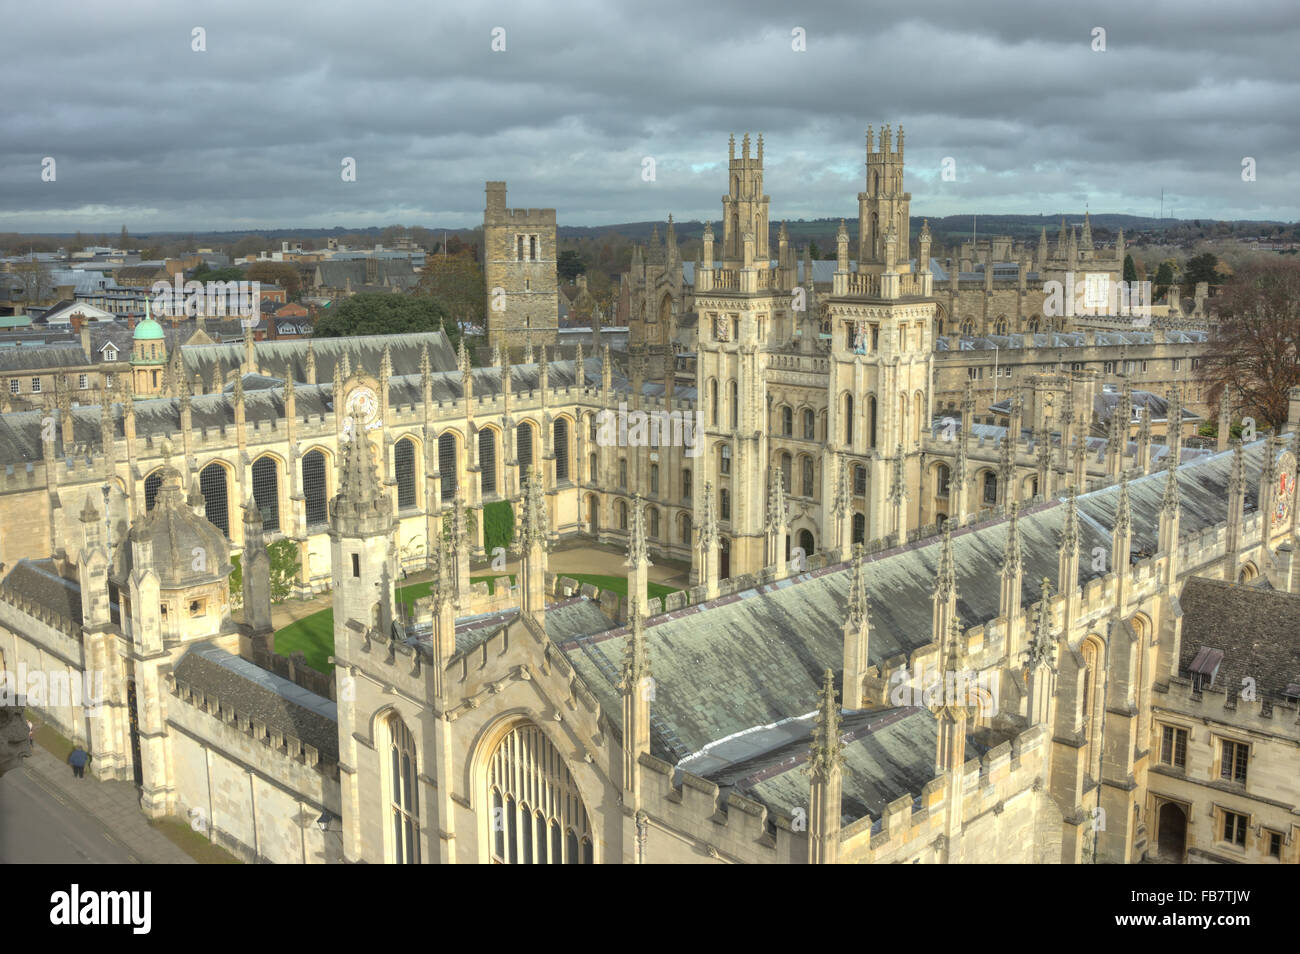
[342,385,380,441]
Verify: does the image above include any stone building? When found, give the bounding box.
[483,181,559,353]
[3,131,1299,863]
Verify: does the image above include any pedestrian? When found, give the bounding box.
[68,747,89,779]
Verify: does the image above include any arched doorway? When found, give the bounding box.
[1157,802,1187,863]
[799,529,814,556]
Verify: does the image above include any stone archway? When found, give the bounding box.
[1157,802,1187,863]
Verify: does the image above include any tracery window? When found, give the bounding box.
[489,723,592,864]
[385,714,420,864]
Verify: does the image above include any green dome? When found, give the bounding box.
[134,317,165,341]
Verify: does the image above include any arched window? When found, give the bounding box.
[798,529,814,555]
[780,452,792,490]
[844,394,854,444]
[935,464,951,499]
[720,488,731,521]
[801,456,815,497]
[516,422,534,484]
[199,462,229,536]
[438,432,458,499]
[648,508,660,539]
[914,392,924,444]
[852,512,865,544]
[251,456,280,532]
[1081,638,1104,774]
[618,500,628,530]
[144,471,163,511]
[680,513,692,543]
[803,409,815,440]
[961,319,974,336]
[479,428,497,497]
[720,444,732,475]
[488,722,591,864]
[995,317,1007,335]
[302,451,328,527]
[554,419,569,481]
[681,468,692,502]
[619,458,628,489]
[709,379,718,425]
[781,406,793,436]
[853,465,866,496]
[394,438,417,510]
[589,453,597,482]
[983,471,998,505]
[649,463,660,496]
[729,381,738,428]
[868,395,878,449]
[385,713,420,864]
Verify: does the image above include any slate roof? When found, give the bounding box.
[173,643,339,761]
[314,260,418,292]
[0,342,88,372]
[557,440,1278,810]
[1178,577,1300,704]
[937,329,1209,351]
[0,558,84,625]
[694,706,983,825]
[178,330,457,385]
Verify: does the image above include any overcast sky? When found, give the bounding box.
[2,0,1298,233]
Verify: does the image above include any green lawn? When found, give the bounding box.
[274,572,682,675]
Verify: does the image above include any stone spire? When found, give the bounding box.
[1024,579,1058,727]
[932,522,959,654]
[842,544,871,710]
[625,495,652,620]
[700,481,720,599]
[767,469,789,574]
[806,668,844,865]
[1001,500,1023,580]
[1166,385,1183,468]
[1224,439,1246,581]
[1112,475,1133,606]
[331,432,390,536]
[1058,487,1081,602]
[516,464,549,626]
[999,501,1025,656]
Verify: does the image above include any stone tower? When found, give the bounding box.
[858,124,911,272]
[483,181,559,355]
[721,133,770,266]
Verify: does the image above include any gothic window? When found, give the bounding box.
[385,714,420,864]
[801,457,815,497]
[395,438,417,510]
[709,379,718,425]
[479,428,498,497]
[720,445,731,475]
[488,722,592,864]
[681,467,692,502]
[618,500,628,530]
[648,508,660,539]
[144,471,163,511]
[729,381,738,428]
[619,458,628,489]
[516,422,534,484]
[780,452,792,490]
[650,463,660,496]
[199,462,230,537]
[1082,638,1104,773]
[1028,316,1040,333]
[517,235,524,261]
[720,488,731,521]
[588,414,598,443]
[995,317,1008,335]
[529,236,537,261]
[782,406,793,436]
[961,320,974,336]
[936,464,951,499]
[679,513,692,543]
[553,419,569,481]
[982,471,997,506]
[302,451,328,528]
[589,453,597,482]
[252,456,280,532]
[803,409,815,440]
[438,432,458,499]
[844,394,854,444]
[799,529,814,555]
[852,513,865,544]
[854,465,866,496]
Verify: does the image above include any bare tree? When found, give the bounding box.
[1197,259,1300,427]
[11,259,55,304]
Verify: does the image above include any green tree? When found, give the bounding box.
[313,292,458,349]
[246,261,302,298]
[190,265,246,284]
[1183,252,1220,287]
[267,539,301,603]
[1123,253,1138,284]
[557,249,586,283]
[1153,260,1176,297]
[414,252,484,337]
